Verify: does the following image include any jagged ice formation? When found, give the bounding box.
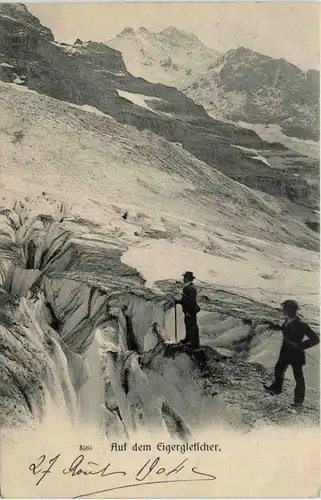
[0,200,319,438]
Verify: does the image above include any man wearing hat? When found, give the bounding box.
[264,299,319,407]
[174,271,200,348]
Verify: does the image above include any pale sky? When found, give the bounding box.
[28,2,320,70]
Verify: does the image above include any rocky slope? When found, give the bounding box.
[183,47,320,142]
[0,3,318,212]
[108,26,220,87]
[1,81,319,251]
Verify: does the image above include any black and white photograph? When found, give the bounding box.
[0,1,319,497]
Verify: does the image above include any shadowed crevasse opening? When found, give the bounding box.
[1,202,196,437]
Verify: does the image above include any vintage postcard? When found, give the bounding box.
[0,1,320,498]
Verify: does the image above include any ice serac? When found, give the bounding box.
[0,290,80,428]
[0,201,193,435]
[0,200,318,436]
[0,3,318,210]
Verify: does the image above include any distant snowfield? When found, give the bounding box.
[6,80,176,124]
[70,103,117,121]
[116,88,171,116]
[78,104,107,116]
[230,144,271,166]
[8,81,169,121]
[235,121,320,159]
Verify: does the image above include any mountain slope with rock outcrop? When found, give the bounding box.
[109,25,319,146]
[183,46,320,142]
[0,3,318,214]
[108,26,220,87]
[1,80,319,252]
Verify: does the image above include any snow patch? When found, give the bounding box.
[231,144,271,166]
[51,41,81,55]
[236,121,320,159]
[67,102,116,120]
[248,155,270,166]
[78,104,109,117]
[12,77,25,85]
[96,69,125,77]
[5,81,115,120]
[9,82,37,94]
[116,89,171,117]
[1,62,14,68]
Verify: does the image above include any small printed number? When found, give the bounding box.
[79,445,92,451]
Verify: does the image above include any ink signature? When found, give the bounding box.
[29,454,216,498]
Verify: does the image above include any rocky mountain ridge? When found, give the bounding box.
[184,46,320,141]
[0,3,318,213]
[108,25,220,87]
[109,26,319,142]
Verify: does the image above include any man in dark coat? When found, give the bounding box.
[175,271,200,348]
[264,299,319,407]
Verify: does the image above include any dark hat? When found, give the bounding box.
[281,299,299,310]
[183,271,196,280]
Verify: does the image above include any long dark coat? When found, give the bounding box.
[279,316,319,365]
[179,282,200,316]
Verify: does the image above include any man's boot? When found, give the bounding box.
[291,402,303,409]
[264,384,281,395]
